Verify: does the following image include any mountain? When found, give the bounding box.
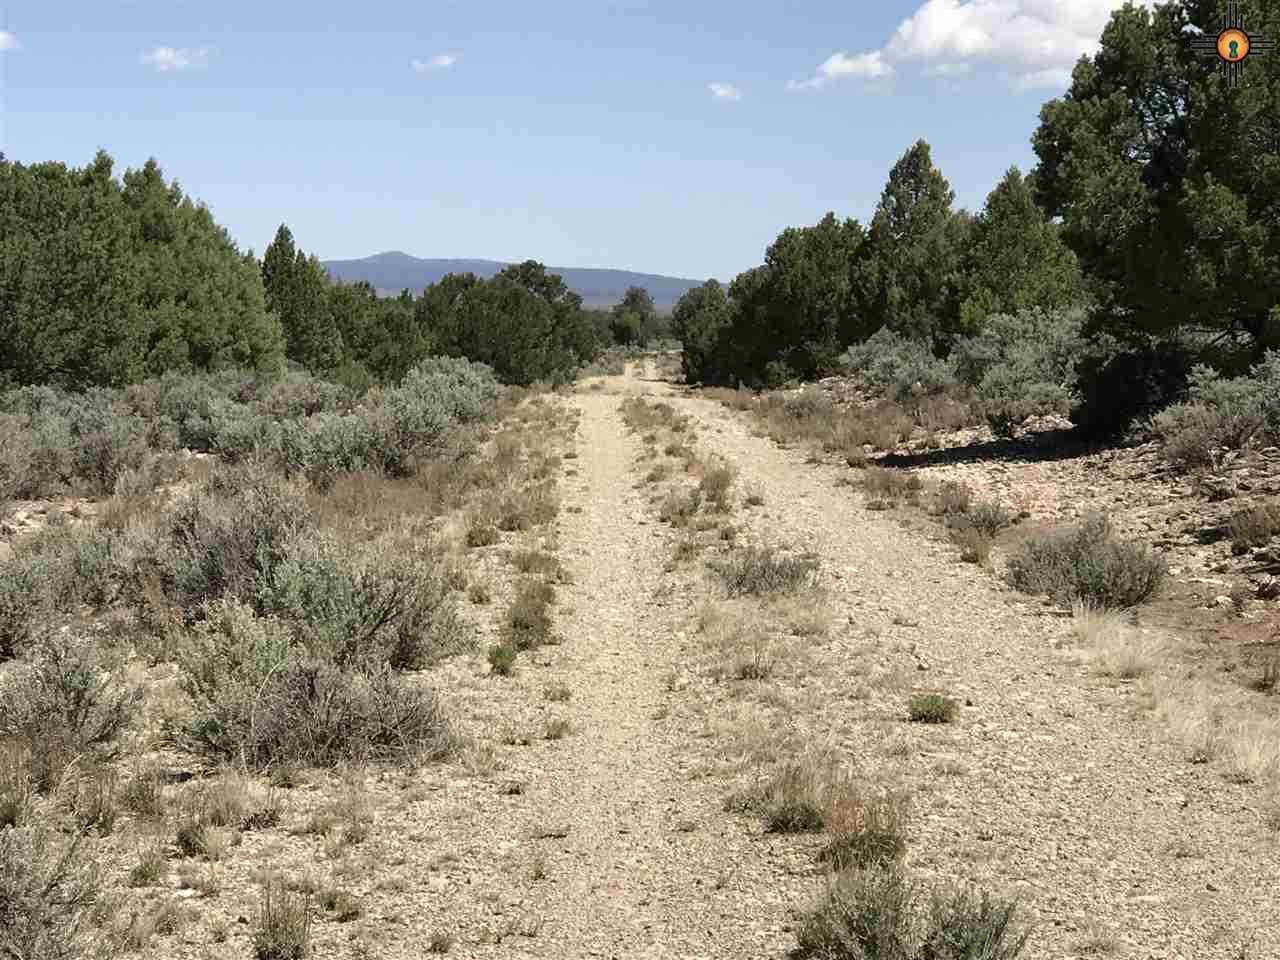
[320,251,705,310]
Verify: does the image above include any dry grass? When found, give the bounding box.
[1070,602,1161,679]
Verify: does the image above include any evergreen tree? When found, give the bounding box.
[955,166,1085,332]
[1031,0,1280,362]
[262,225,344,372]
[854,140,968,349]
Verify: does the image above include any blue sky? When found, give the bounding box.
[2,1,1147,281]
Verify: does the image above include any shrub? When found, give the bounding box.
[710,547,819,596]
[487,642,517,676]
[783,386,834,419]
[698,460,737,512]
[1072,339,1194,439]
[1005,514,1165,609]
[502,579,556,651]
[0,554,59,662]
[1228,502,1280,552]
[183,630,451,770]
[258,534,469,669]
[0,827,100,960]
[908,693,958,724]
[946,501,1011,538]
[794,866,1028,960]
[951,308,1085,437]
[0,631,142,791]
[1153,353,1280,466]
[254,883,312,960]
[152,461,313,615]
[841,329,957,411]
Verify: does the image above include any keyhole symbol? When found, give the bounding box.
[1229,39,1240,58]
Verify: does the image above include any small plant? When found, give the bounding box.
[129,844,168,887]
[698,459,737,512]
[950,527,993,565]
[818,794,909,871]
[254,883,312,960]
[658,488,703,526]
[709,546,819,596]
[488,642,517,677]
[908,693,958,724]
[543,683,571,702]
[502,578,555,650]
[467,580,492,604]
[427,931,454,954]
[543,717,573,741]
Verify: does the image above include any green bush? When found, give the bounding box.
[1152,353,1280,467]
[151,461,313,615]
[1005,514,1165,609]
[840,328,957,411]
[908,693,958,724]
[0,827,101,960]
[258,534,468,669]
[177,601,451,768]
[1072,340,1194,439]
[783,386,834,419]
[0,630,142,791]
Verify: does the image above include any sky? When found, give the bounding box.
[1,1,1155,282]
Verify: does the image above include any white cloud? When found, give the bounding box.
[413,53,459,72]
[140,46,210,72]
[788,50,893,92]
[709,82,743,101]
[0,31,20,51]
[791,1,1156,93]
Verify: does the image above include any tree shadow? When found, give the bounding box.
[875,428,1112,469]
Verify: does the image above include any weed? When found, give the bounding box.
[488,643,517,677]
[709,546,819,596]
[254,883,312,959]
[908,693,958,724]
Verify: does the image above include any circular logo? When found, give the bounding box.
[1218,28,1250,61]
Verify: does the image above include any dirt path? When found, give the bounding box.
[481,373,804,958]
[628,361,1280,960]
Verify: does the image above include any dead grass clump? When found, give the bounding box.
[950,528,993,565]
[254,883,312,960]
[1070,602,1159,679]
[709,546,819,596]
[659,487,703,526]
[859,467,921,505]
[496,481,559,531]
[818,791,910,871]
[725,761,826,833]
[698,458,737,512]
[509,549,565,580]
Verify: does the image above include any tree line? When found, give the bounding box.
[0,153,673,392]
[673,0,1280,434]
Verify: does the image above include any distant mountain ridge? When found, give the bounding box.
[321,251,704,310]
